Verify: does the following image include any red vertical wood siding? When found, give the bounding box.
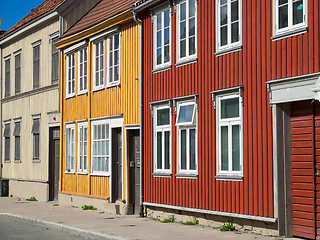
[141,0,320,218]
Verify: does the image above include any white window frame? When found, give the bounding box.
[106,33,121,87]
[92,39,105,91]
[152,4,172,70]
[91,119,110,176]
[176,0,198,63]
[65,123,76,173]
[273,0,308,37]
[78,47,88,95]
[153,104,172,175]
[77,121,88,174]
[216,0,242,53]
[176,100,198,176]
[66,52,76,98]
[216,93,243,177]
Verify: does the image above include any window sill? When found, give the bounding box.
[92,86,105,93]
[153,65,171,74]
[65,94,76,99]
[272,27,307,41]
[90,173,110,177]
[77,171,88,175]
[153,172,172,177]
[4,160,11,163]
[77,91,88,96]
[215,175,243,181]
[215,45,242,57]
[175,173,198,179]
[14,160,21,163]
[106,82,120,88]
[175,57,197,68]
[64,171,75,174]
[32,159,41,163]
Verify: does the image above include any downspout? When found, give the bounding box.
[58,16,62,114]
[132,5,144,217]
[0,43,2,179]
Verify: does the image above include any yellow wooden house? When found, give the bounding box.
[56,0,140,214]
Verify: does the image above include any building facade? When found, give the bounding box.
[134,0,319,238]
[56,0,141,214]
[0,0,64,202]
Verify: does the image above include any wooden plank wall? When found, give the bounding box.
[60,20,140,200]
[141,0,320,218]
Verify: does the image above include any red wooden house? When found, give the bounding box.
[133,0,319,238]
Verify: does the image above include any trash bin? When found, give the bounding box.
[0,179,9,197]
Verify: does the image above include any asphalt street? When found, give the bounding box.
[0,215,112,240]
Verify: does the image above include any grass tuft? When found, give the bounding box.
[220,220,236,232]
[81,205,97,210]
[181,217,199,226]
[161,215,175,223]
[26,197,38,202]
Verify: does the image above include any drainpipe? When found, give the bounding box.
[58,15,62,114]
[132,5,144,218]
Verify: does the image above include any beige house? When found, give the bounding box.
[0,0,64,202]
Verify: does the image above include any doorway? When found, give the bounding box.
[128,129,140,214]
[111,127,122,203]
[49,127,60,201]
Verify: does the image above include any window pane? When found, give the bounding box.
[114,34,120,49]
[165,131,170,169]
[231,1,239,22]
[164,28,170,45]
[189,0,196,17]
[114,50,119,65]
[157,31,162,48]
[157,108,170,126]
[232,125,240,171]
[181,130,187,170]
[5,138,10,161]
[156,12,162,30]
[221,126,228,171]
[221,0,227,4]
[189,129,196,170]
[293,1,303,25]
[164,10,170,27]
[164,45,170,63]
[180,2,186,21]
[180,39,186,58]
[231,22,239,43]
[157,132,162,169]
[157,48,162,65]
[189,36,196,55]
[279,0,288,5]
[221,97,239,119]
[15,136,20,160]
[279,5,288,29]
[220,5,227,25]
[189,18,195,36]
[177,104,195,124]
[180,21,186,39]
[106,139,109,155]
[221,26,228,46]
[114,66,119,82]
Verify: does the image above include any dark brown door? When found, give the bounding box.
[111,128,122,203]
[128,129,140,214]
[49,127,60,201]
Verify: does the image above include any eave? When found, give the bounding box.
[55,10,133,50]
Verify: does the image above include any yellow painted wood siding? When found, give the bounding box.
[60,20,140,200]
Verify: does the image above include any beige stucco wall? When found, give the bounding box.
[0,14,59,196]
[9,180,49,202]
[62,0,100,33]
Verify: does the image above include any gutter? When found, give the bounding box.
[133,0,163,12]
[132,3,144,218]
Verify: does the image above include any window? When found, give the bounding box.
[4,58,10,97]
[4,123,10,162]
[65,124,75,173]
[274,0,307,36]
[32,118,40,161]
[216,93,243,177]
[216,0,242,52]
[66,53,75,98]
[93,40,105,90]
[52,37,59,83]
[77,122,88,173]
[15,54,21,94]
[78,47,88,94]
[107,33,120,86]
[13,121,21,161]
[176,101,197,175]
[153,6,171,69]
[91,121,110,175]
[33,45,40,88]
[153,105,171,174]
[177,0,197,62]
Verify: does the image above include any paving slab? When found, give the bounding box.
[0,197,299,240]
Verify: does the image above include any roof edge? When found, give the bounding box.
[133,0,162,12]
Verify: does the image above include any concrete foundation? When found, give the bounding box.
[145,206,279,237]
[58,193,131,215]
[9,180,49,202]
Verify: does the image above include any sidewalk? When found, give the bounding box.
[0,197,296,240]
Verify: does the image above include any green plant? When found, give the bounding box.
[161,215,175,223]
[53,204,59,207]
[81,205,97,210]
[10,194,13,197]
[181,217,199,225]
[116,211,121,215]
[72,206,78,208]
[26,197,38,202]
[99,211,105,214]
[220,220,236,232]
